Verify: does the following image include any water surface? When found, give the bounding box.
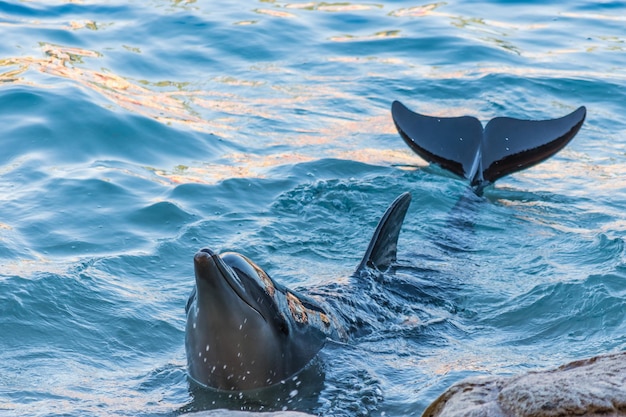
[1,1,625,416]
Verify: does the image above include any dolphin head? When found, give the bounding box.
[185,248,329,391]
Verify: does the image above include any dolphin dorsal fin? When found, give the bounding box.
[391,100,586,193]
[356,192,411,273]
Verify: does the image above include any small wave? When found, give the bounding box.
[478,270,626,348]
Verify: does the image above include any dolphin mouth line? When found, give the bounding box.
[205,250,267,323]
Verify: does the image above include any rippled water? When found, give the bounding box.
[1,1,625,416]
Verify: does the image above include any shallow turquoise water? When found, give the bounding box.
[1,1,625,416]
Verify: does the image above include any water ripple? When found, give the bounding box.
[1,0,626,416]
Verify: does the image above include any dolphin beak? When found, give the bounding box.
[193,248,266,322]
[194,248,217,270]
[193,248,235,288]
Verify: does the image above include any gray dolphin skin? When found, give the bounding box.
[391,100,586,193]
[185,192,412,392]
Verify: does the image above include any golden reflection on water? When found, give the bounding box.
[154,148,421,184]
[1,40,421,185]
[8,380,180,417]
[418,348,515,376]
[1,44,213,131]
[315,3,381,12]
[560,11,626,22]
[388,3,443,17]
[513,156,626,195]
[2,2,624,185]
[254,8,297,18]
[3,33,621,189]
[284,2,382,12]
[330,30,400,42]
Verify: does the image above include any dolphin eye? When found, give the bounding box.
[278,316,289,335]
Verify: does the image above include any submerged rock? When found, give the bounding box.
[423,351,626,417]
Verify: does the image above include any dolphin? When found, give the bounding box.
[185,192,412,391]
[391,100,586,194]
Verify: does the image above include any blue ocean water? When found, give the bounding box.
[1,0,625,416]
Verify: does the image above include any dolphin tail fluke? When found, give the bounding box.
[391,100,586,192]
[480,106,586,186]
[356,192,411,273]
[391,100,483,181]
